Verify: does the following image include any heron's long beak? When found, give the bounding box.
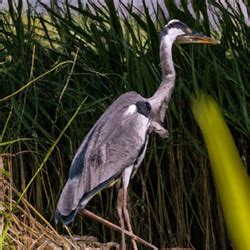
[177,32,220,45]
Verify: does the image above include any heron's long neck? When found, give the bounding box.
[150,36,176,106]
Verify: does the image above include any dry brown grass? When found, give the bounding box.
[0,156,120,249]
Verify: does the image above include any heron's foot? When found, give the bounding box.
[150,121,169,138]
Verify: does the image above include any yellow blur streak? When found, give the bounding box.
[191,94,250,250]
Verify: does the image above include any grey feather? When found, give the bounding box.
[56,91,150,224]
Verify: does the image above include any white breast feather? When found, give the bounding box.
[124,104,137,116]
[136,113,150,140]
[124,104,150,140]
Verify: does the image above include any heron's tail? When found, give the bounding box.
[55,208,78,226]
[55,172,121,226]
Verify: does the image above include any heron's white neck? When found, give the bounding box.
[149,35,176,108]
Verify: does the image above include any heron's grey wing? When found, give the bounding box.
[56,91,149,224]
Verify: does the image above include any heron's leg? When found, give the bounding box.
[150,121,169,138]
[117,188,126,250]
[123,187,138,250]
[122,166,138,250]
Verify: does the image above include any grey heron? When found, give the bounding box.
[55,20,219,249]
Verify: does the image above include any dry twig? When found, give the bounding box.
[80,209,158,249]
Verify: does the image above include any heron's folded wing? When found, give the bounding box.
[56,92,148,221]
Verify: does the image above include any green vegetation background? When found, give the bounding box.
[0,0,249,249]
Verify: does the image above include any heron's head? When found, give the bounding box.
[161,19,220,45]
